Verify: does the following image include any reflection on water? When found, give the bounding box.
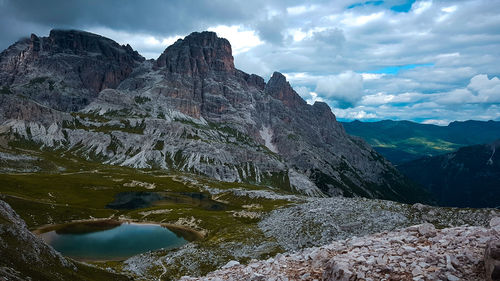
[105,192,163,209]
[106,191,226,210]
[39,221,188,260]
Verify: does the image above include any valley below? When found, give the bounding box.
[1,145,499,280]
[0,28,499,281]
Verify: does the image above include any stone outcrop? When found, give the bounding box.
[181,218,500,281]
[258,196,496,252]
[265,71,307,109]
[156,31,234,75]
[0,199,74,280]
[0,29,144,111]
[486,217,500,281]
[485,240,500,281]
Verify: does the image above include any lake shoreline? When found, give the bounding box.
[32,218,204,240]
[33,218,203,262]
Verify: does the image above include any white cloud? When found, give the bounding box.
[289,29,307,41]
[467,74,500,102]
[435,74,500,104]
[361,92,395,105]
[422,119,450,126]
[208,25,263,55]
[360,92,426,106]
[361,73,386,80]
[332,107,377,120]
[87,27,181,59]
[341,12,384,27]
[315,71,364,104]
[8,0,497,124]
[286,5,317,16]
[412,1,433,15]
[234,50,273,78]
[442,6,457,13]
[295,86,324,105]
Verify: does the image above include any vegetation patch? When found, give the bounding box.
[0,146,294,280]
[134,96,151,104]
[28,76,48,85]
[0,86,13,95]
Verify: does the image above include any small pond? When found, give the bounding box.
[106,191,226,210]
[38,220,189,260]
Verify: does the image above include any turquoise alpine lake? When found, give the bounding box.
[39,221,188,260]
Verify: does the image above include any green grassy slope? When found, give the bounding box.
[0,145,293,280]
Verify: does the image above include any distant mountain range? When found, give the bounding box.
[342,120,500,165]
[398,140,500,208]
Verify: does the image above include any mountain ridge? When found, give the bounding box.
[0,29,430,203]
[398,139,500,208]
[342,119,500,164]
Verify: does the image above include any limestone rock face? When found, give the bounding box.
[485,240,500,281]
[0,199,74,280]
[0,29,144,111]
[156,31,234,75]
[265,72,307,109]
[487,219,500,281]
[0,30,430,203]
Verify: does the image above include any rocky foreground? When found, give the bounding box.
[182,218,500,281]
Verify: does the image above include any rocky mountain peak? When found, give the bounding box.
[265,71,307,108]
[45,29,144,61]
[313,101,337,123]
[0,29,430,203]
[0,29,145,112]
[29,33,42,52]
[156,31,234,75]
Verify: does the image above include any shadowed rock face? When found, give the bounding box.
[0,200,76,281]
[399,140,500,208]
[0,29,144,111]
[156,31,234,75]
[265,72,307,109]
[0,30,430,203]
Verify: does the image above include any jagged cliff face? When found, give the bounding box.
[0,30,428,203]
[0,29,144,112]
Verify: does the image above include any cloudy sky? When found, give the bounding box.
[1,0,499,125]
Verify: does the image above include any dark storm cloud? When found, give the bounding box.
[0,0,299,50]
[254,16,286,45]
[3,0,253,33]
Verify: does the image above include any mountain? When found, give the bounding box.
[0,199,129,280]
[0,30,144,112]
[398,140,500,208]
[0,29,429,203]
[342,119,500,164]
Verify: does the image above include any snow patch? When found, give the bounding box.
[259,126,278,153]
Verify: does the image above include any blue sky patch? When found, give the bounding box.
[366,63,434,74]
[347,1,384,9]
[390,0,417,13]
